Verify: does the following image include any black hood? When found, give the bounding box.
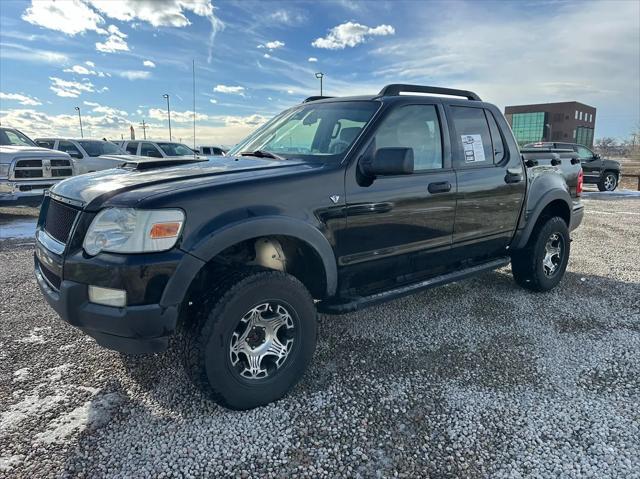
[51,156,315,208]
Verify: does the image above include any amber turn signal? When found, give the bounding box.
[149,222,182,239]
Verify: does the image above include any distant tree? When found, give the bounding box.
[594,137,618,156]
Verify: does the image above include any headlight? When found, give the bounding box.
[83,208,185,256]
[0,164,9,178]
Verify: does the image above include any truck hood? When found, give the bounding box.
[50,156,314,207]
[0,145,72,163]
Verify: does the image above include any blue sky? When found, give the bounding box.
[1,0,638,145]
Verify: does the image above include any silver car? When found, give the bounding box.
[35,138,130,175]
[118,140,199,158]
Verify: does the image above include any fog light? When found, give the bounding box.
[88,286,127,307]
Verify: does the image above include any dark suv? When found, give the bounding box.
[35,85,584,409]
[525,142,620,191]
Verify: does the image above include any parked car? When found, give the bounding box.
[117,140,199,158]
[198,145,227,156]
[34,84,584,410]
[0,127,74,206]
[525,141,620,191]
[34,138,130,175]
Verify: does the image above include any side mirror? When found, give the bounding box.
[593,153,601,160]
[68,150,82,159]
[364,147,414,177]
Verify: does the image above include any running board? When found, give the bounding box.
[318,257,510,314]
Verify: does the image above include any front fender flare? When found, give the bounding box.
[186,216,338,297]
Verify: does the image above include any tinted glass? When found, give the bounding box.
[157,143,194,156]
[125,142,139,154]
[36,140,55,149]
[576,146,594,159]
[450,106,493,166]
[0,129,36,146]
[486,111,506,164]
[140,143,163,157]
[58,140,82,157]
[77,140,123,156]
[228,101,379,162]
[373,105,443,171]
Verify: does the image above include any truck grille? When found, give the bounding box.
[36,258,61,290]
[13,158,74,180]
[44,199,79,244]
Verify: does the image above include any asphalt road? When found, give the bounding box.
[1,193,639,478]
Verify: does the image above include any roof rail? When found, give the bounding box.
[303,95,334,103]
[377,84,481,101]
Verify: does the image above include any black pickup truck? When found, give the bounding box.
[525,141,620,191]
[34,85,584,410]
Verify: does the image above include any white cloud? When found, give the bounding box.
[312,22,394,49]
[95,25,129,53]
[85,61,96,67]
[49,77,95,97]
[143,60,156,68]
[118,70,151,80]
[308,57,318,63]
[263,53,271,59]
[0,92,42,106]
[287,89,294,95]
[148,108,210,123]
[22,0,106,36]
[258,40,285,50]
[0,43,69,65]
[268,10,307,26]
[209,98,217,104]
[83,101,128,117]
[64,65,92,75]
[214,85,245,95]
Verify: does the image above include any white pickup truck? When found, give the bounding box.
[0,127,75,206]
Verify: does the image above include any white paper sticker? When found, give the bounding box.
[461,135,486,163]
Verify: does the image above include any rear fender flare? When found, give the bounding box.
[512,189,572,250]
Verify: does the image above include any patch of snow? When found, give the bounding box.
[35,392,122,444]
[16,327,48,344]
[583,189,640,198]
[0,394,67,431]
[0,454,24,473]
[12,368,29,382]
[45,363,72,382]
[0,218,37,239]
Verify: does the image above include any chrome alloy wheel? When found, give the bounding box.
[542,233,563,277]
[229,302,295,380]
[603,174,617,191]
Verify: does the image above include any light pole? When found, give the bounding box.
[315,72,324,96]
[74,106,83,138]
[139,119,148,140]
[162,93,172,141]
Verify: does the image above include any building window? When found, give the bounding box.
[511,111,546,146]
[579,111,583,120]
[575,126,594,147]
[575,110,578,119]
[589,113,593,122]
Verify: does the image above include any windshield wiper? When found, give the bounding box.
[240,150,285,160]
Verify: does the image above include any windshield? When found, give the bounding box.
[228,101,379,162]
[157,143,194,156]
[0,128,37,147]
[78,140,124,157]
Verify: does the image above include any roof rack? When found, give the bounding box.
[377,84,481,101]
[303,96,334,103]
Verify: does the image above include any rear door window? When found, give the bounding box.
[486,111,506,164]
[36,140,55,149]
[140,142,163,157]
[450,106,493,167]
[58,140,83,158]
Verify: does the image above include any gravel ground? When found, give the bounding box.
[1,194,639,478]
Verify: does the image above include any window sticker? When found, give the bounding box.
[461,134,486,163]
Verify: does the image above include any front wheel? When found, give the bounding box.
[598,172,618,191]
[511,216,570,292]
[182,270,317,410]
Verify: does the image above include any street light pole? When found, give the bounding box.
[162,93,172,141]
[315,72,324,96]
[74,106,83,138]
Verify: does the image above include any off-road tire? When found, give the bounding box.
[182,269,317,410]
[511,216,570,292]
[597,171,618,192]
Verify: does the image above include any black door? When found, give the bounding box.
[447,104,525,262]
[575,145,601,183]
[339,103,457,294]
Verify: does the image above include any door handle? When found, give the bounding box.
[504,168,523,184]
[428,181,451,194]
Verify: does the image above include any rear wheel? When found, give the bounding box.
[597,171,618,191]
[182,270,317,410]
[511,216,570,292]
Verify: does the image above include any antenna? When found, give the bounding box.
[139,119,148,140]
[193,59,196,155]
